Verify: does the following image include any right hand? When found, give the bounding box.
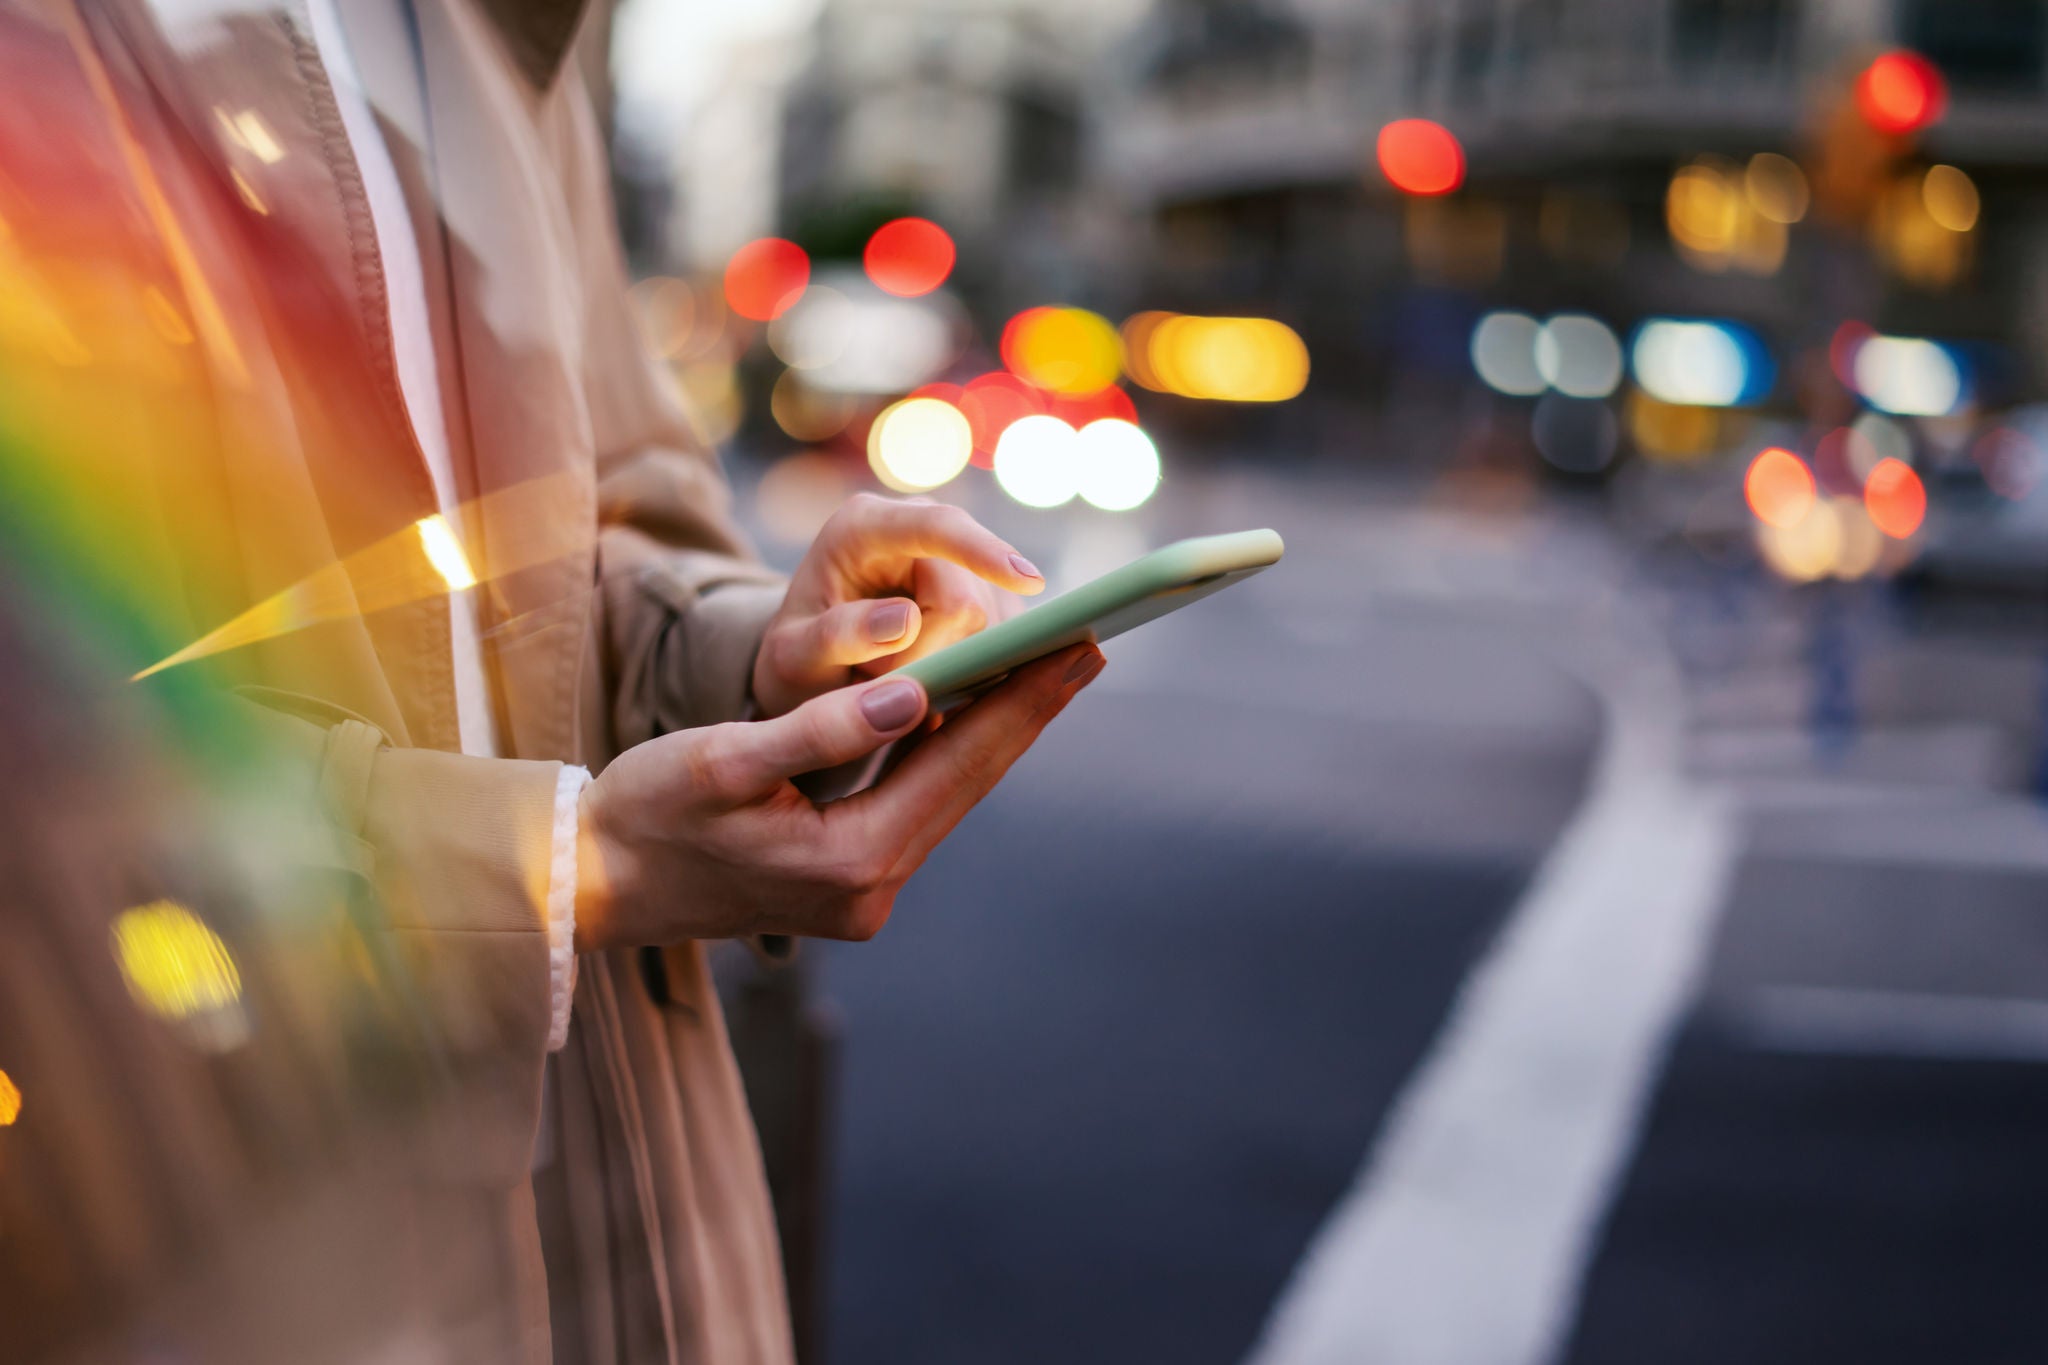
[573,643,1106,949]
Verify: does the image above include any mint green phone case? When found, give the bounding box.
[890,528,1284,708]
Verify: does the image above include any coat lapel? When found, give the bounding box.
[100,0,459,750]
[401,0,596,764]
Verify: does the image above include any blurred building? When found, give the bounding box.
[1091,0,2048,412]
[774,0,1148,308]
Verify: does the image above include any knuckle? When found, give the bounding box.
[682,727,744,797]
[831,848,890,895]
[798,708,844,760]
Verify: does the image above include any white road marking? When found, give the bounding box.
[1244,643,1739,1365]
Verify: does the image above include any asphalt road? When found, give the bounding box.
[805,475,1602,1364]
[730,464,2048,1365]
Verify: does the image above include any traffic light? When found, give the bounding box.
[1810,50,1947,225]
[1377,119,1465,196]
[1855,51,1947,137]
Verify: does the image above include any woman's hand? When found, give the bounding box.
[749,494,1043,719]
[574,643,1105,950]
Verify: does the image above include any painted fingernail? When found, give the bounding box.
[860,680,924,732]
[1063,651,1104,685]
[869,599,913,643]
[1009,552,1042,579]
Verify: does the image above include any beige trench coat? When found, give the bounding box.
[7,1,797,1360]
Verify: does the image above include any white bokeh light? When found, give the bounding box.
[1073,420,1161,511]
[1632,320,1750,407]
[867,397,973,493]
[1853,336,1964,417]
[993,415,1081,508]
[1534,314,1622,398]
[1470,311,1544,396]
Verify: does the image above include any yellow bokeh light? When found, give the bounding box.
[1876,176,1970,287]
[416,514,478,591]
[111,901,243,1022]
[868,396,973,493]
[1005,307,1122,395]
[1669,157,1787,276]
[1756,498,1842,584]
[0,1068,19,1126]
[1922,164,1981,233]
[1120,311,1177,391]
[1668,161,1742,257]
[1153,316,1309,403]
[1745,152,1810,225]
[1625,391,1722,462]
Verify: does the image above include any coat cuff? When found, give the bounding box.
[545,764,592,1051]
[677,580,786,725]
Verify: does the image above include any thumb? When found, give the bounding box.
[737,676,928,788]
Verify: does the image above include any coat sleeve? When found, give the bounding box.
[232,690,565,1184]
[549,68,788,751]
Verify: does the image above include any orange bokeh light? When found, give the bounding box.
[1863,457,1927,537]
[1746,447,1817,529]
[1377,119,1465,196]
[1856,51,1947,137]
[724,238,810,321]
[864,218,956,297]
[1002,306,1122,394]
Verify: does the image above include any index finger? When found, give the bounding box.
[829,495,1046,596]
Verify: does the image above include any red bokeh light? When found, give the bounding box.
[724,238,810,321]
[1863,457,1927,538]
[958,372,1045,469]
[1745,447,1817,529]
[1855,51,1947,136]
[1050,386,1138,428]
[865,218,956,297]
[1376,119,1465,196]
[1828,320,1873,389]
[909,381,963,406]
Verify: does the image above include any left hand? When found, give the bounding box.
[750,493,1045,719]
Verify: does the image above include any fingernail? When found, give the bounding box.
[1063,651,1104,685]
[860,680,924,732]
[1009,552,1042,580]
[869,599,913,643]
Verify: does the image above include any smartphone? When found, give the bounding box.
[889,528,1284,709]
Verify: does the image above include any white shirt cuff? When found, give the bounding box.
[545,763,592,1053]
